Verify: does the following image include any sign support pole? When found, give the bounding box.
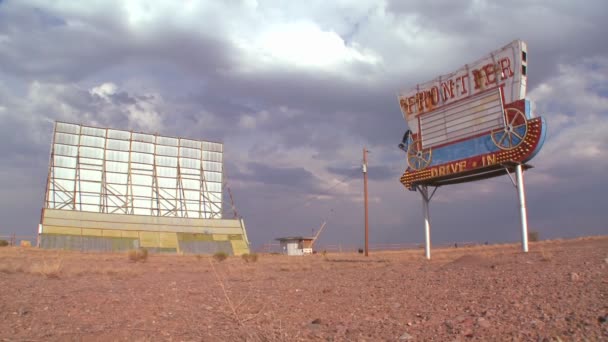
[363,148,369,257]
[419,185,432,260]
[515,164,529,252]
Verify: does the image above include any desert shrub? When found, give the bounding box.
[139,247,148,262]
[0,261,25,274]
[128,248,149,262]
[213,251,228,262]
[128,249,138,262]
[241,253,258,263]
[540,249,552,262]
[357,248,364,254]
[528,231,540,242]
[0,240,9,247]
[30,259,62,279]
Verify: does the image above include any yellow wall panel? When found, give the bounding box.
[230,240,250,256]
[43,226,81,236]
[213,234,228,241]
[140,231,160,247]
[159,232,178,248]
[82,228,102,236]
[102,229,122,237]
[121,231,139,238]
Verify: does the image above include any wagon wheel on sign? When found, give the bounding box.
[407,139,432,170]
[491,107,528,150]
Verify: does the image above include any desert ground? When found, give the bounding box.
[1,236,607,341]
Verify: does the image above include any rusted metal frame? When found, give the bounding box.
[51,179,75,210]
[198,142,204,218]
[176,139,187,218]
[100,128,109,213]
[126,130,134,214]
[152,134,161,216]
[208,194,222,219]
[199,143,211,218]
[224,170,238,219]
[158,187,178,216]
[45,122,57,212]
[104,183,128,211]
[53,181,72,209]
[74,125,83,211]
[219,150,235,219]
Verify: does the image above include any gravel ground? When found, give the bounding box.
[1,236,607,341]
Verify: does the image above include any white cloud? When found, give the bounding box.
[248,21,380,69]
[1,81,168,145]
[527,57,608,184]
[89,82,117,98]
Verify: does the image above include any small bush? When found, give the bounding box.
[0,240,9,247]
[357,248,364,254]
[128,248,149,262]
[241,253,258,263]
[540,249,552,262]
[528,231,540,242]
[213,251,228,262]
[30,259,62,279]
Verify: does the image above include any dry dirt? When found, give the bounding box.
[1,237,607,341]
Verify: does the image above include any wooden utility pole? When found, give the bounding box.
[363,148,369,257]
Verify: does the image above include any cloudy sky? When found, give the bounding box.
[1,0,607,250]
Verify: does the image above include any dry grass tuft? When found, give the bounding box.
[29,259,63,279]
[213,251,228,262]
[0,260,25,274]
[540,249,552,262]
[128,248,148,262]
[241,253,259,263]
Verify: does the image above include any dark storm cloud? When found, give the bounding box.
[0,0,606,248]
[180,67,406,155]
[386,0,608,90]
[237,162,320,189]
[109,91,138,105]
[0,3,237,82]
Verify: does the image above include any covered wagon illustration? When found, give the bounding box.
[398,40,546,190]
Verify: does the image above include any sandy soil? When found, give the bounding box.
[1,236,607,341]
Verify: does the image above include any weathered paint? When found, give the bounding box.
[159,232,178,249]
[81,228,102,236]
[102,229,122,238]
[230,240,249,256]
[40,234,137,252]
[39,209,250,254]
[213,234,229,241]
[398,40,545,189]
[399,39,527,130]
[139,231,160,248]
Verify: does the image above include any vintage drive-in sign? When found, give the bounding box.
[398,39,546,189]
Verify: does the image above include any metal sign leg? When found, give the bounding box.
[419,185,432,260]
[515,164,529,252]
